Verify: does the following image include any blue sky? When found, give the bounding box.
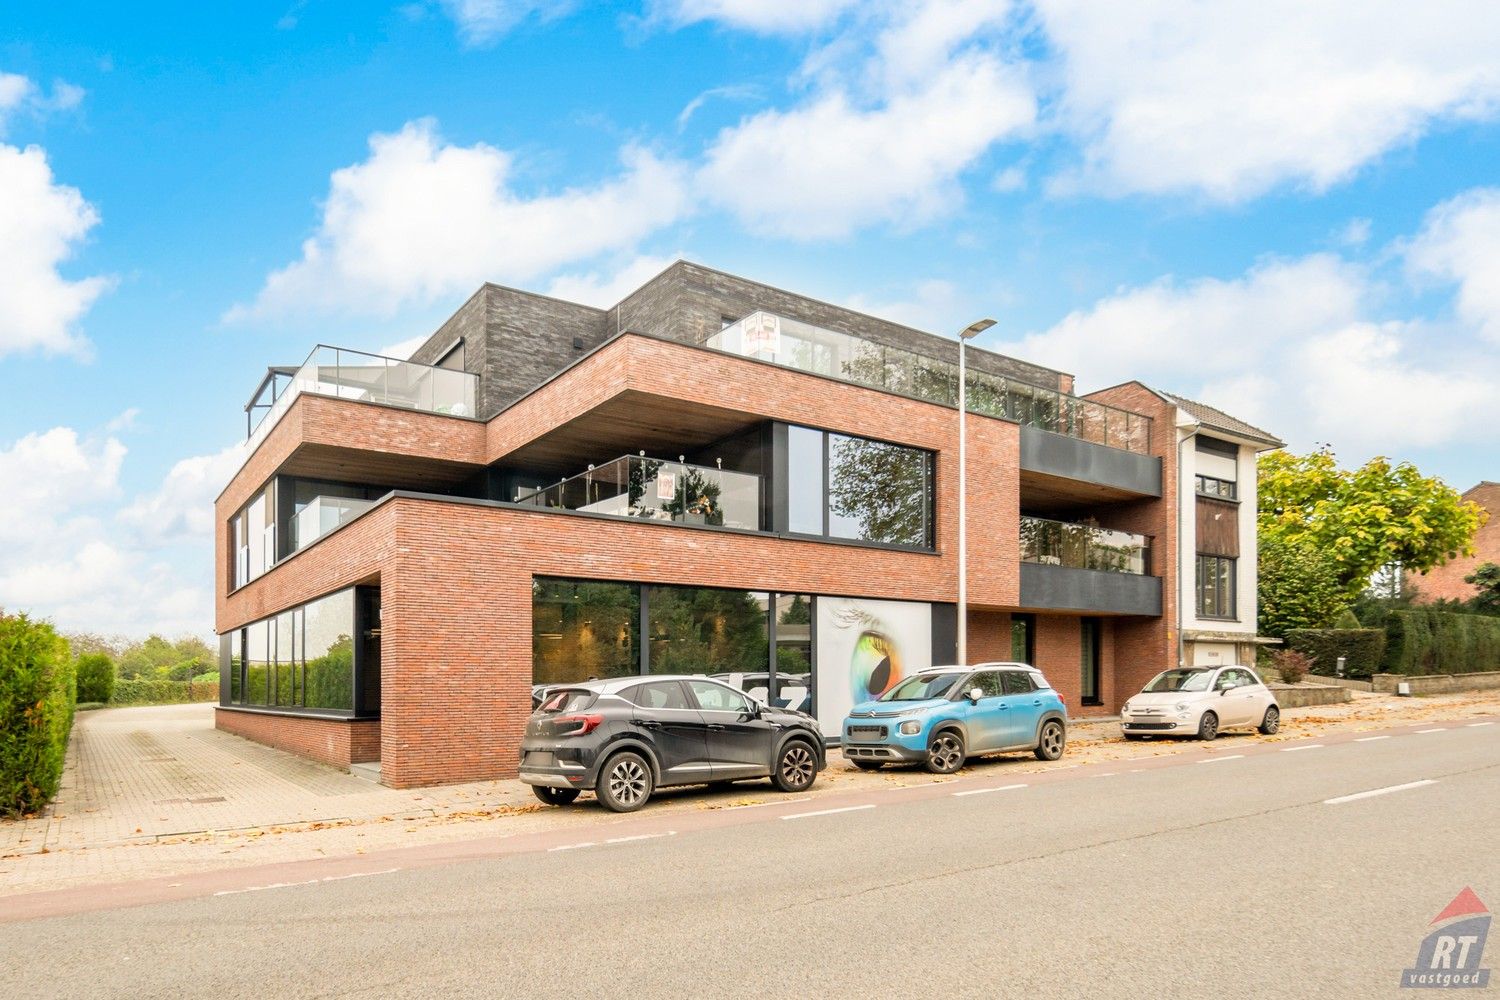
[3,0,1499,638]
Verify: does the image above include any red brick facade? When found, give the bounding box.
[218,335,1172,787]
[1407,483,1498,603]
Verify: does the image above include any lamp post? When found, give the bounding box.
[957,318,996,666]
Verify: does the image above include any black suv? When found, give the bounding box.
[519,675,826,812]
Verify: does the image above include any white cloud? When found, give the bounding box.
[0,72,83,134]
[0,427,237,639]
[699,52,1034,238]
[226,119,690,321]
[0,143,113,358]
[844,277,964,333]
[650,0,859,34]
[1036,0,1500,200]
[1405,187,1500,344]
[1018,236,1500,456]
[545,254,677,308]
[377,333,431,360]
[438,0,576,45]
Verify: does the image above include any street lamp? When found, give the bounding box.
[957,317,996,666]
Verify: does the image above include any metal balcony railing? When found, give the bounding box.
[516,454,761,531]
[1020,515,1151,575]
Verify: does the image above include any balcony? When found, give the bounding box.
[1018,516,1161,615]
[290,495,378,555]
[245,346,477,451]
[707,311,1151,454]
[516,454,761,531]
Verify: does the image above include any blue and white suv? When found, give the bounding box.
[841,663,1068,774]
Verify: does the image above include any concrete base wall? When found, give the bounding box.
[216,709,381,770]
[1371,672,1500,695]
[1267,684,1352,708]
[1307,675,1374,692]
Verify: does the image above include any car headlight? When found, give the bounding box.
[1175,702,1189,713]
[898,720,922,736]
[1122,701,1132,714]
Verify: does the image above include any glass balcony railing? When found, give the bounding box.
[290,495,378,555]
[516,454,761,531]
[1020,516,1151,575]
[707,312,1152,454]
[245,345,477,449]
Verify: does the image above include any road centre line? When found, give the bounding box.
[547,842,597,852]
[1281,744,1323,752]
[605,832,674,845]
[1355,735,1391,742]
[1469,722,1495,727]
[213,868,401,896]
[1196,755,1244,764]
[1415,728,1447,734]
[781,804,876,821]
[952,784,1028,798]
[1324,779,1437,805]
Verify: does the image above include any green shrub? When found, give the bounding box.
[0,613,76,818]
[74,652,116,703]
[1383,608,1500,675]
[109,678,218,706]
[1333,608,1361,629]
[1284,628,1387,678]
[75,702,106,711]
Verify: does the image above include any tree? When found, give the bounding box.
[1467,563,1500,617]
[1258,447,1486,600]
[1257,535,1348,638]
[116,634,215,681]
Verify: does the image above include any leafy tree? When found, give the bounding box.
[1259,448,1486,600]
[74,652,116,703]
[1466,563,1500,617]
[1257,535,1347,638]
[779,595,811,625]
[117,634,215,681]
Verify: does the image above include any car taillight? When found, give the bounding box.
[1056,692,1066,706]
[552,713,604,736]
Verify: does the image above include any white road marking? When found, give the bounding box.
[1468,722,1494,728]
[952,783,1028,798]
[213,868,400,896]
[1415,728,1447,734]
[604,832,674,845]
[1355,735,1390,742]
[547,842,597,852]
[1196,755,1244,764]
[1281,744,1323,752]
[780,804,876,821]
[1324,779,1437,805]
[1094,772,1117,778]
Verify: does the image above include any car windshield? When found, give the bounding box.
[1143,669,1213,693]
[879,672,964,701]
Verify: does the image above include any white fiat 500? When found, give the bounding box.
[1121,665,1280,741]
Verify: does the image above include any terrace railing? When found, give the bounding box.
[516,454,761,531]
[1020,516,1151,575]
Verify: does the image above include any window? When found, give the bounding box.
[1081,618,1102,705]
[1010,614,1035,665]
[1195,475,1237,500]
[647,586,768,677]
[687,679,753,714]
[1196,555,1237,619]
[1002,671,1037,695]
[784,424,935,548]
[532,579,640,686]
[1214,669,1238,692]
[626,681,691,711]
[219,587,378,716]
[971,672,1004,697]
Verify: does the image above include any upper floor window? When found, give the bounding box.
[1195,475,1237,500]
[232,482,276,589]
[785,425,935,549]
[1196,554,1237,620]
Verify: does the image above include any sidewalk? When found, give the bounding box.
[3,691,1497,898]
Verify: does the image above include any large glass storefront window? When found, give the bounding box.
[532,579,639,686]
[647,586,769,679]
[773,594,813,713]
[783,425,934,549]
[219,586,371,715]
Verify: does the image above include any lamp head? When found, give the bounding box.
[959,318,996,340]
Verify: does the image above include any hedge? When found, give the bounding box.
[1284,628,1387,679]
[0,613,76,818]
[109,678,220,706]
[1382,609,1500,676]
[75,652,116,703]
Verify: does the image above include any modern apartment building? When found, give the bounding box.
[215,261,1282,787]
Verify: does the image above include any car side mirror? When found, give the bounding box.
[1220,687,1232,696]
[968,687,983,703]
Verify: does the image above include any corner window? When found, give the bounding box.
[1196,555,1236,619]
[784,424,935,549]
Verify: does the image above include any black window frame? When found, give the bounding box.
[778,422,936,552]
[1196,554,1238,621]
[1195,474,1238,500]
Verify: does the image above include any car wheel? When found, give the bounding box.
[596,751,654,812]
[1198,711,1220,742]
[772,741,818,793]
[1034,720,1066,761]
[850,760,884,771]
[925,730,966,774]
[1259,705,1281,735]
[531,785,580,806]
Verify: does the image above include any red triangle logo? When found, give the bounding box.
[1432,887,1489,925]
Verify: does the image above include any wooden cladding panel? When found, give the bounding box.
[1196,497,1239,557]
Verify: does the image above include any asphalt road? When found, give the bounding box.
[2,723,1497,999]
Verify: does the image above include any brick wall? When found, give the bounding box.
[216,708,381,768]
[1409,483,1499,603]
